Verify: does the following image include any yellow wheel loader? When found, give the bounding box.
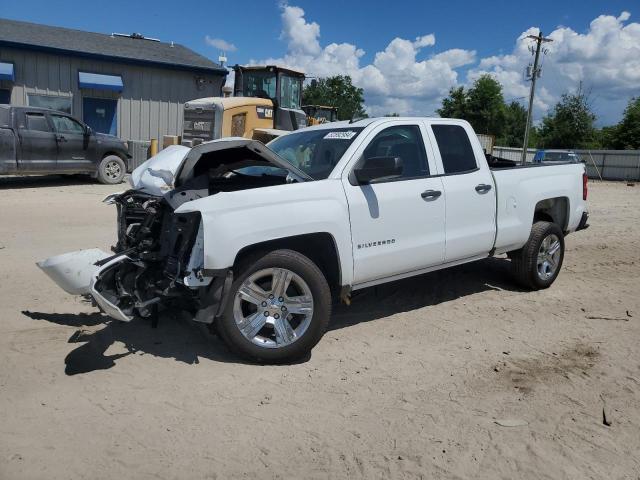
[182,65,308,145]
[302,105,338,125]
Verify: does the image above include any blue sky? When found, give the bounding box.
[2,0,639,124]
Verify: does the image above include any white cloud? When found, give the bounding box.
[413,34,436,48]
[205,35,237,52]
[244,5,639,123]
[469,12,640,123]
[279,5,321,56]
[251,5,474,116]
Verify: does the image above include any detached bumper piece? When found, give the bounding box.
[37,249,110,295]
[576,212,589,231]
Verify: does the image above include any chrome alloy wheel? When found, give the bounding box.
[233,268,314,348]
[104,160,122,180]
[537,233,561,280]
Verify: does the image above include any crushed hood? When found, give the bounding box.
[129,138,310,196]
[129,145,189,195]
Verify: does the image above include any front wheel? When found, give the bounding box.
[97,155,126,184]
[510,221,565,290]
[216,249,332,363]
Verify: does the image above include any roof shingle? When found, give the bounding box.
[0,17,226,75]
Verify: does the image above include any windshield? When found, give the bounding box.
[241,71,276,99]
[268,127,364,180]
[279,74,303,109]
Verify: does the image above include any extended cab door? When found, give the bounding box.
[49,113,92,172]
[428,122,496,261]
[342,122,446,286]
[17,111,57,172]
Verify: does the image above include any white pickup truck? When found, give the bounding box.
[39,117,589,362]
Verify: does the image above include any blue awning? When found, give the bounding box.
[78,71,123,92]
[0,62,15,82]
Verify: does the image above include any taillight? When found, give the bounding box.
[582,172,588,201]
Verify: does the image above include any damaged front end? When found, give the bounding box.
[94,190,206,321]
[38,138,306,324]
[40,190,216,323]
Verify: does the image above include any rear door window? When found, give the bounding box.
[25,113,51,132]
[432,124,477,174]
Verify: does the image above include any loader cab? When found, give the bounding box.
[233,65,307,132]
[303,105,339,125]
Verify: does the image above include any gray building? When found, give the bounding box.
[0,18,227,141]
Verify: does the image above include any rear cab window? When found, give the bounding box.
[25,113,51,132]
[431,124,477,174]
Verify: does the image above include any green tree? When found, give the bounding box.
[498,101,527,147]
[302,75,366,121]
[436,86,467,119]
[465,75,506,136]
[606,97,640,149]
[537,89,596,148]
[437,76,507,137]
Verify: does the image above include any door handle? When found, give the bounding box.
[57,135,67,143]
[475,184,492,193]
[421,189,442,200]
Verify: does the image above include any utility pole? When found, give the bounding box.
[521,31,553,165]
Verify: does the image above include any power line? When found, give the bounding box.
[521,31,553,164]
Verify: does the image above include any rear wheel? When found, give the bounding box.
[97,155,126,184]
[511,221,565,290]
[216,249,331,363]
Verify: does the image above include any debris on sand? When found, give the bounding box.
[494,419,529,427]
[603,408,612,427]
[585,315,629,322]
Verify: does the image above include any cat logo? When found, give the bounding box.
[256,107,274,119]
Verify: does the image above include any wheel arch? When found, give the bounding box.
[533,196,570,231]
[233,232,342,295]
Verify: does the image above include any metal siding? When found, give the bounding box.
[128,66,142,140]
[0,46,224,141]
[150,72,160,141]
[158,73,170,140]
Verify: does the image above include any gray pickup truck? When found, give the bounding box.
[0,105,130,184]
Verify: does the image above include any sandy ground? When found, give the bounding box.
[0,176,639,479]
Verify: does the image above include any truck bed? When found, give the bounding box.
[490,159,587,255]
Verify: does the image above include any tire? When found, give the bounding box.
[216,249,331,363]
[510,221,565,290]
[97,155,126,184]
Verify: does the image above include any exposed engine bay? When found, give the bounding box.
[84,139,307,323]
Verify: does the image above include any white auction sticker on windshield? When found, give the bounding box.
[324,131,357,140]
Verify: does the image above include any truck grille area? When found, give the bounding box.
[113,191,201,281]
[98,190,204,319]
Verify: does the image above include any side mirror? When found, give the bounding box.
[84,125,92,136]
[353,156,403,184]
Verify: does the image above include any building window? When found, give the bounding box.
[0,88,10,104]
[27,94,72,114]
